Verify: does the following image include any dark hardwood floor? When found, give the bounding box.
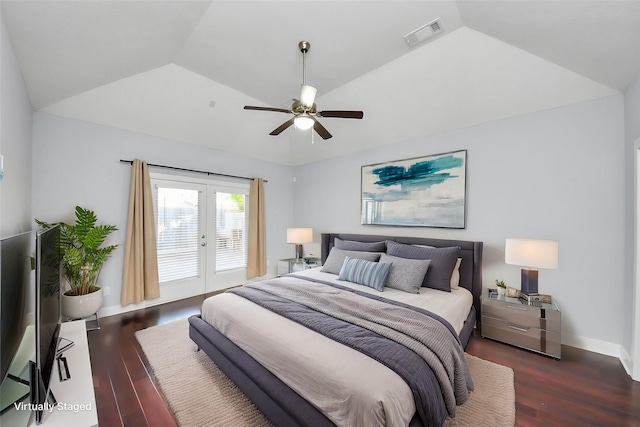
[87,295,640,427]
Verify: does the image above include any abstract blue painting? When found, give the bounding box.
[361,150,467,228]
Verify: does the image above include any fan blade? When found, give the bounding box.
[317,110,363,119]
[269,118,295,136]
[313,119,332,140]
[300,84,317,108]
[244,106,292,114]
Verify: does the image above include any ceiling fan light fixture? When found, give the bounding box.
[244,40,362,141]
[294,115,314,130]
[300,84,317,108]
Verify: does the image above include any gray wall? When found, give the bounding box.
[0,15,32,237]
[294,95,626,351]
[31,112,295,314]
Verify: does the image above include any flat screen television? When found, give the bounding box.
[0,231,33,413]
[32,225,61,423]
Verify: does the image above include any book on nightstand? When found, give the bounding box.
[518,291,552,304]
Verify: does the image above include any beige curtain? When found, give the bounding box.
[121,159,160,305]
[247,178,266,279]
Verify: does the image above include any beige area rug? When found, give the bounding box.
[135,319,515,427]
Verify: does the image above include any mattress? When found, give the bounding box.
[201,268,473,427]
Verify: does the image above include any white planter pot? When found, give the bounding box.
[61,287,103,319]
[497,287,506,296]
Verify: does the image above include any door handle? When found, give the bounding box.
[201,242,207,247]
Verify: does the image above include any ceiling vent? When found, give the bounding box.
[403,18,444,48]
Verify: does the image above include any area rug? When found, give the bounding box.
[135,319,515,427]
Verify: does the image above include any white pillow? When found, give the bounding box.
[450,258,462,290]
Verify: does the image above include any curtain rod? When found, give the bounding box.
[119,160,267,182]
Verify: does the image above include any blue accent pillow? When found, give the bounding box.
[385,240,459,292]
[337,256,391,292]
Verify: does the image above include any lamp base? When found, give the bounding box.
[520,269,539,295]
[294,244,304,260]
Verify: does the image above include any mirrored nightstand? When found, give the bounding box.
[277,257,321,275]
[481,289,561,358]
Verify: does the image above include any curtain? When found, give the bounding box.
[121,159,160,305]
[247,178,266,279]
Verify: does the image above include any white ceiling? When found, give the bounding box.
[2,1,639,166]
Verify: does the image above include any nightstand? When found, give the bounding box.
[481,290,561,358]
[277,257,321,275]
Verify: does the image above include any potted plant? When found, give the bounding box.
[36,206,118,319]
[495,279,507,296]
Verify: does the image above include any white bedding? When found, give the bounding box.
[201,268,473,427]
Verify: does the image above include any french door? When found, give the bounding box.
[153,179,207,301]
[151,174,250,303]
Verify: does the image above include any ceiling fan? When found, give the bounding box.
[244,41,364,140]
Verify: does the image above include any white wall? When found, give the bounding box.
[294,95,626,355]
[31,112,295,314]
[0,15,33,237]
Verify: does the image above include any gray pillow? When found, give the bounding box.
[334,237,386,252]
[337,256,391,292]
[385,240,459,292]
[379,253,430,294]
[321,248,381,275]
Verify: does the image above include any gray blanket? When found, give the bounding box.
[229,276,474,427]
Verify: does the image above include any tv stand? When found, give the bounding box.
[0,320,97,427]
[33,320,97,426]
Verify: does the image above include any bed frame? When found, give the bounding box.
[189,233,483,427]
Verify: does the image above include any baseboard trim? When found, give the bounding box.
[562,332,621,357]
[98,274,276,319]
[620,346,633,377]
[99,296,182,318]
[562,332,635,376]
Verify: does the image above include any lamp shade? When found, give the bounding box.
[286,228,313,244]
[505,238,558,269]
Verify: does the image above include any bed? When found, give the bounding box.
[189,233,483,427]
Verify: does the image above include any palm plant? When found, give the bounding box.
[36,206,118,296]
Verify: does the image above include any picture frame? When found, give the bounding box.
[361,150,467,228]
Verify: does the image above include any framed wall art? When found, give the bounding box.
[361,150,467,228]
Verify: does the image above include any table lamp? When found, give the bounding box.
[505,238,558,295]
[287,228,313,259]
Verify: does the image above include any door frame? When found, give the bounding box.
[633,144,640,381]
[150,172,251,298]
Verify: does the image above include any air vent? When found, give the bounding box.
[403,18,444,48]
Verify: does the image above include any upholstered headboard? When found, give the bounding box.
[321,233,483,323]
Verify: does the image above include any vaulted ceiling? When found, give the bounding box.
[2,1,639,166]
